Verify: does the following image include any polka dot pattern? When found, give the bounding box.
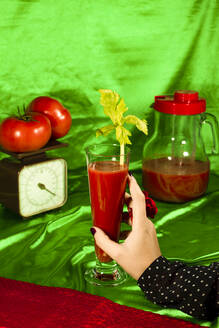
[137,256,219,321]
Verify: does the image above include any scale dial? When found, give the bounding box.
[18,158,67,217]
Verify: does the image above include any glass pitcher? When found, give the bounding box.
[142,90,219,203]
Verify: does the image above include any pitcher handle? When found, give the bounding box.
[201,113,219,154]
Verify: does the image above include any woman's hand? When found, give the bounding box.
[91,174,161,280]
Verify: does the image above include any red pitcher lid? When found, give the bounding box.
[154,90,206,115]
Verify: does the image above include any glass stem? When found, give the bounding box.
[95,258,118,281]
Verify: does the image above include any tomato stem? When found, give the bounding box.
[23,104,26,116]
[17,106,21,117]
[16,105,33,121]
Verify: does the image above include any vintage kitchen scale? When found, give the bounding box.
[0,140,68,218]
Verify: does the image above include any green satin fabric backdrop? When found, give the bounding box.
[0,0,218,327]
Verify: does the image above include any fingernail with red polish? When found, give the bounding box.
[90,227,96,236]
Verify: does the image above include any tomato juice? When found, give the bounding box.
[88,161,128,263]
[142,158,209,203]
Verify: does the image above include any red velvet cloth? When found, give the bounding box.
[0,277,206,328]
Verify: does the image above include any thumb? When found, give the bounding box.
[91,226,121,261]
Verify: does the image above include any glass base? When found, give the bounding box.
[85,260,127,286]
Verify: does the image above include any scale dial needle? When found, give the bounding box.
[38,183,56,196]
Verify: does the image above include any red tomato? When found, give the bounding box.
[0,112,51,153]
[28,96,72,139]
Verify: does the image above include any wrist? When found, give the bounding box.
[134,254,162,280]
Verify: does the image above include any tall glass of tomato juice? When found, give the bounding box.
[85,144,130,286]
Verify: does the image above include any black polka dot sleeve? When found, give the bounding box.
[137,256,219,321]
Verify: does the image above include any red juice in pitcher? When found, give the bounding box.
[142,158,209,203]
[88,161,128,262]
